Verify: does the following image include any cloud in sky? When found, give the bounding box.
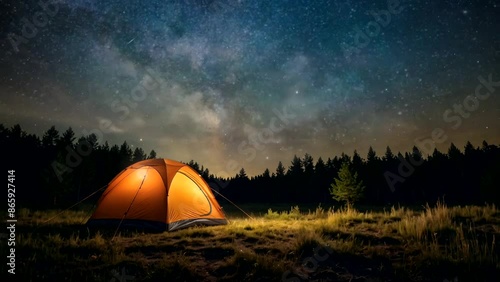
[0,0,499,175]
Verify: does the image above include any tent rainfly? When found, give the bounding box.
[87,159,227,231]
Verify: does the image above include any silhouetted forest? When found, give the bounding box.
[2,123,499,208]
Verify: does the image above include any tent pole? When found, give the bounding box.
[112,168,149,240]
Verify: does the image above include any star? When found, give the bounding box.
[0,0,498,177]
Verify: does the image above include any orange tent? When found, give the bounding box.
[87,159,227,231]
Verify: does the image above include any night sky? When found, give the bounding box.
[1,0,499,177]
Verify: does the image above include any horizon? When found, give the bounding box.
[2,122,497,178]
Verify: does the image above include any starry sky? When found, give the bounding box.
[1,0,499,177]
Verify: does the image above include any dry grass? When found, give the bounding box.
[4,202,499,281]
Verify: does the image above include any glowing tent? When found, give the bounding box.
[87,159,227,231]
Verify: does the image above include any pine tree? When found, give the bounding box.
[287,155,303,176]
[367,146,378,162]
[302,153,315,175]
[329,162,365,207]
[85,133,99,148]
[275,161,286,177]
[119,141,133,167]
[202,167,210,179]
[448,143,462,160]
[262,168,271,178]
[147,149,157,159]
[237,167,248,179]
[352,150,363,169]
[42,126,60,148]
[383,146,395,162]
[60,127,76,147]
[132,147,146,163]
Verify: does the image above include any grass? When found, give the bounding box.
[2,201,499,281]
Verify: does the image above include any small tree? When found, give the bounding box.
[237,168,248,179]
[147,149,157,159]
[329,162,365,207]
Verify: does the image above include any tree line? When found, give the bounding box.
[190,143,500,206]
[1,124,156,208]
[1,123,499,208]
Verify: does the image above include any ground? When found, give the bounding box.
[2,202,500,281]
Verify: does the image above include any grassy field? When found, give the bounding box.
[2,201,500,281]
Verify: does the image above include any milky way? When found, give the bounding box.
[1,0,499,176]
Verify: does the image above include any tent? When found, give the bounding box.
[87,159,227,231]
